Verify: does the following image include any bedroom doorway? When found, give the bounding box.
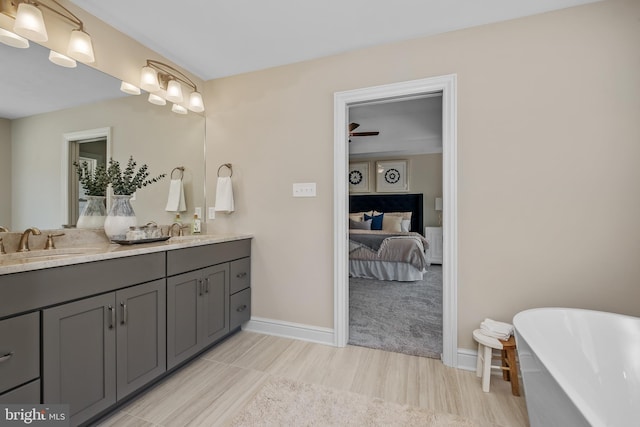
[347,96,443,359]
[333,75,458,367]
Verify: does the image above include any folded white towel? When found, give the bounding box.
[165,178,186,212]
[480,318,514,340]
[214,176,234,213]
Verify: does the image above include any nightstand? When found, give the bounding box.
[424,226,443,264]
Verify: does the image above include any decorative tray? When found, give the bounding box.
[111,236,171,245]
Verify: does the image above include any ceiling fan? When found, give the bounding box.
[349,122,379,142]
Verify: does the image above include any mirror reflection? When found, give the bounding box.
[0,42,205,231]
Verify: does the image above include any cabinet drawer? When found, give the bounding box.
[0,379,40,404]
[167,239,251,276]
[230,257,251,294]
[0,312,40,394]
[230,288,251,330]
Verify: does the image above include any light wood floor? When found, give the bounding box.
[96,331,529,426]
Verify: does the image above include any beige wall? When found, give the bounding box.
[0,119,10,227]
[11,95,204,230]
[350,154,443,228]
[204,0,640,350]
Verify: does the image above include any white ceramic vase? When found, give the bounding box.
[104,195,136,240]
[77,195,107,229]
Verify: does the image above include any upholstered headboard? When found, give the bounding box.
[349,193,424,235]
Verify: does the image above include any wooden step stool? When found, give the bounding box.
[472,329,520,396]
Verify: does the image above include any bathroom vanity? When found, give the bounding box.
[0,233,252,426]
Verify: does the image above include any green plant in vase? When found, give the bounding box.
[107,156,166,196]
[104,156,166,240]
[73,161,109,228]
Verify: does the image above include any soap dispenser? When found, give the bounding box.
[192,214,201,234]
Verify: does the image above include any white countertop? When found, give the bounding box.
[0,233,253,275]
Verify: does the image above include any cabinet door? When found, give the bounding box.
[43,293,116,426]
[116,279,166,400]
[200,264,230,347]
[167,270,201,369]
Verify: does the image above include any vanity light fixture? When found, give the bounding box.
[0,27,28,48]
[0,0,95,64]
[134,59,205,114]
[48,50,76,68]
[171,103,187,115]
[148,93,166,106]
[120,81,141,95]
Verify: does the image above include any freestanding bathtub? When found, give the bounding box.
[513,308,640,427]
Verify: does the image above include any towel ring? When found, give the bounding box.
[171,166,185,180]
[217,163,233,177]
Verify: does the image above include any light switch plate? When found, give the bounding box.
[195,207,202,218]
[208,207,216,219]
[293,183,316,197]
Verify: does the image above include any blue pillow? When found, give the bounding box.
[364,213,384,230]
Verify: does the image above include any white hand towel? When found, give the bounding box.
[214,176,234,213]
[480,318,514,340]
[165,178,186,212]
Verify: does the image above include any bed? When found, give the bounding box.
[349,194,429,281]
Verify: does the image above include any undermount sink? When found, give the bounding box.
[0,247,104,264]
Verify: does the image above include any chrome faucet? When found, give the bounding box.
[0,226,8,232]
[168,223,186,237]
[17,227,42,252]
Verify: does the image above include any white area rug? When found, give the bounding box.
[229,377,498,426]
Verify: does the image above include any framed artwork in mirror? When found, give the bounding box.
[349,162,369,192]
[376,160,408,192]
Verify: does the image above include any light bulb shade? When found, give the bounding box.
[13,3,48,42]
[166,80,183,103]
[148,93,166,106]
[49,50,77,68]
[0,28,29,48]
[171,103,187,115]
[67,30,95,63]
[188,91,204,112]
[140,66,160,92]
[120,81,141,95]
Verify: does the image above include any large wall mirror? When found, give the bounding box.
[0,42,206,231]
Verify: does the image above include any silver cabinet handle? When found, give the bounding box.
[236,304,247,312]
[120,302,127,325]
[0,352,14,363]
[205,277,210,294]
[236,272,247,278]
[198,279,203,296]
[108,305,115,329]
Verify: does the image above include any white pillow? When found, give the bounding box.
[401,219,411,232]
[382,215,403,232]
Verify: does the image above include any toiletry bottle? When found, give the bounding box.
[192,214,201,234]
[174,213,182,224]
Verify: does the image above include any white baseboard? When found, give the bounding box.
[244,317,482,372]
[243,316,334,346]
[457,348,478,371]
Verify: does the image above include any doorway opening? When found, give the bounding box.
[333,75,458,367]
[347,94,443,358]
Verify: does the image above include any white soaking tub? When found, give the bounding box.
[513,308,640,427]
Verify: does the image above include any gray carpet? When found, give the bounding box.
[348,265,443,358]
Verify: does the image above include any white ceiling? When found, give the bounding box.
[2,0,598,119]
[72,0,599,81]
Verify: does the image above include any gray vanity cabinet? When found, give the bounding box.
[43,293,116,425]
[43,279,166,426]
[0,312,40,403]
[167,264,229,369]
